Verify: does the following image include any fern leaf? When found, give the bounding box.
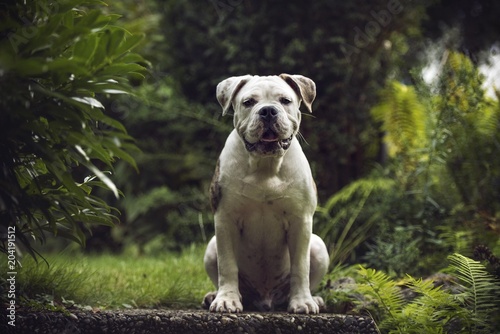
[322,177,395,212]
[371,81,428,156]
[448,253,500,331]
[356,266,405,317]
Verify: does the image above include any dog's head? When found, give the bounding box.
[216,74,316,156]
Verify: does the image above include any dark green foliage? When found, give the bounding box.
[108,1,499,262]
[0,0,147,258]
[106,0,428,253]
[318,52,500,275]
[98,81,230,252]
[317,176,397,265]
[158,0,427,197]
[434,52,500,212]
[103,0,425,251]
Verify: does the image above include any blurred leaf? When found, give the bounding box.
[71,97,104,109]
[106,28,126,55]
[73,35,98,64]
[99,63,147,76]
[115,33,145,55]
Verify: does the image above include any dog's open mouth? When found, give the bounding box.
[244,130,293,154]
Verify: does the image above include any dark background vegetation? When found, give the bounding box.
[1,0,499,278]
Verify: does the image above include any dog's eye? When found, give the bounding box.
[280,97,292,105]
[243,98,256,108]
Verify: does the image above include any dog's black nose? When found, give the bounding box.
[259,106,278,122]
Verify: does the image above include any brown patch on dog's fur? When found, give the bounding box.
[209,159,222,213]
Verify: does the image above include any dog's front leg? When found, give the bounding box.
[287,216,319,314]
[209,211,243,313]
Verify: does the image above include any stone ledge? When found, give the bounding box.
[3,309,377,334]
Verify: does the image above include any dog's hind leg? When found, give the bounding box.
[309,234,329,291]
[309,233,329,310]
[204,236,219,287]
[202,236,219,309]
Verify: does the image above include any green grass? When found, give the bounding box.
[5,244,213,310]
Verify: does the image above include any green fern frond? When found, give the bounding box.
[322,177,396,212]
[318,178,396,264]
[448,253,500,330]
[353,257,500,333]
[371,81,427,156]
[475,99,500,138]
[402,277,467,329]
[356,266,405,321]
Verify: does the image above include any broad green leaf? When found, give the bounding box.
[117,52,147,64]
[46,58,91,75]
[73,35,98,64]
[115,34,145,56]
[125,71,146,80]
[11,58,48,76]
[104,138,138,171]
[60,172,86,201]
[62,9,75,28]
[71,96,104,109]
[87,164,119,199]
[99,63,147,76]
[106,27,126,55]
[91,33,108,67]
[71,137,113,167]
[99,114,127,132]
[75,9,102,29]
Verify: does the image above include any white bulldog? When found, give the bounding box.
[203,74,329,314]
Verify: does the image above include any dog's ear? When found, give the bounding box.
[279,74,316,113]
[217,75,253,116]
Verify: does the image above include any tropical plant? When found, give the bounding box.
[0,0,148,258]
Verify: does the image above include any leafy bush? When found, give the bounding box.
[0,0,148,258]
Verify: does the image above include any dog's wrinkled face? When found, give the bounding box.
[235,78,300,156]
[217,75,315,156]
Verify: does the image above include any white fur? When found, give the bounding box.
[205,75,329,314]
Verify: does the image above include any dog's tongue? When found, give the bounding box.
[261,130,279,142]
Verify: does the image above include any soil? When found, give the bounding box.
[3,309,377,334]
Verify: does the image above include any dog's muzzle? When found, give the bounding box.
[243,134,293,154]
[243,106,293,155]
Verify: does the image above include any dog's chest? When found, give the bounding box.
[235,198,291,293]
[236,174,292,202]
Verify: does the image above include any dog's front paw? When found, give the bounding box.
[209,291,243,313]
[288,294,320,314]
